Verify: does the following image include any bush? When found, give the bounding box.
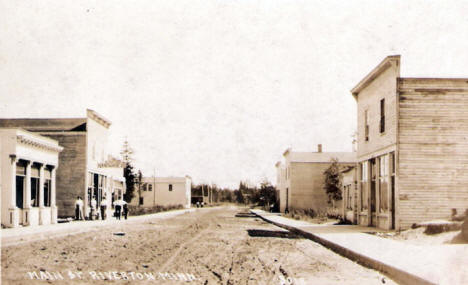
[128,204,184,216]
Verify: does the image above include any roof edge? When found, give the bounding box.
[351,55,401,97]
[87,109,112,128]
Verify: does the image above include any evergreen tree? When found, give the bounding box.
[323,158,342,203]
[121,139,137,203]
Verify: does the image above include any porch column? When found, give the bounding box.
[24,161,32,207]
[356,162,362,220]
[39,164,45,207]
[387,154,393,230]
[38,164,45,225]
[8,155,19,227]
[51,167,57,224]
[366,160,372,226]
[376,157,381,216]
[9,155,17,208]
[23,160,32,225]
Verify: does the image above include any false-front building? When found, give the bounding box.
[276,145,356,214]
[0,109,125,219]
[352,55,468,230]
[131,176,191,209]
[0,128,63,227]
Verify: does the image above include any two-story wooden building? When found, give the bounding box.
[277,145,356,214]
[352,55,468,230]
[131,176,191,209]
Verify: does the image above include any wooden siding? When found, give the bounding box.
[289,162,355,213]
[43,133,87,218]
[356,61,399,160]
[397,78,468,229]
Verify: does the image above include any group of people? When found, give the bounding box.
[195,201,205,208]
[74,196,129,221]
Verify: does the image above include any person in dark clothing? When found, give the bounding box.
[75,196,83,220]
[114,204,121,220]
[123,203,128,220]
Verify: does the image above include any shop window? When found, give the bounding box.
[360,162,368,211]
[379,155,388,212]
[44,179,51,207]
[30,164,40,207]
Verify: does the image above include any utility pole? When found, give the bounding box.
[153,168,156,207]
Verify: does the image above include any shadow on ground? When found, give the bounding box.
[247,229,302,239]
[235,213,257,218]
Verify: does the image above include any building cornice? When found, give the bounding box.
[17,135,63,153]
[87,109,111,129]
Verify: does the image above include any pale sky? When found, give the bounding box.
[1,1,468,188]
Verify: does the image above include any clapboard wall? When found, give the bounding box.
[397,78,468,229]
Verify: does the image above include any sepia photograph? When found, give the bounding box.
[1,1,468,284]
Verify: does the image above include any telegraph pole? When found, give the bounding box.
[153,168,156,207]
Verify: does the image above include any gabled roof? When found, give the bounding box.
[351,55,400,97]
[285,151,356,164]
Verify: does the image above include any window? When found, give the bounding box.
[139,197,144,205]
[364,110,369,141]
[379,155,388,212]
[30,164,40,207]
[148,184,153,191]
[346,185,353,210]
[380,99,385,133]
[360,162,368,211]
[44,168,52,207]
[169,184,173,191]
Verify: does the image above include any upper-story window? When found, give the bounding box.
[169,184,173,191]
[364,110,369,141]
[380,99,385,133]
[148,184,153,191]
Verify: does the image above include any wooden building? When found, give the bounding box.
[0,109,125,219]
[276,145,356,214]
[131,176,191,209]
[341,165,357,224]
[352,55,468,230]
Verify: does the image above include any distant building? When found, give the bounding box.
[0,109,125,219]
[275,161,287,212]
[276,145,356,214]
[341,165,357,224]
[0,128,63,227]
[351,55,468,230]
[131,176,191,209]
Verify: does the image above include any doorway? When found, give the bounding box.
[16,176,24,209]
[370,158,377,227]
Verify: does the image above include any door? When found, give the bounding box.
[285,188,289,213]
[370,159,377,226]
[16,176,24,209]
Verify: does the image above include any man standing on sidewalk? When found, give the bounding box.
[75,196,84,220]
[100,196,108,220]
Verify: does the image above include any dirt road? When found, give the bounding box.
[2,206,394,284]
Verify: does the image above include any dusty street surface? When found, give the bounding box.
[2,206,394,284]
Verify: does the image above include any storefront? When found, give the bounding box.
[1,128,62,228]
